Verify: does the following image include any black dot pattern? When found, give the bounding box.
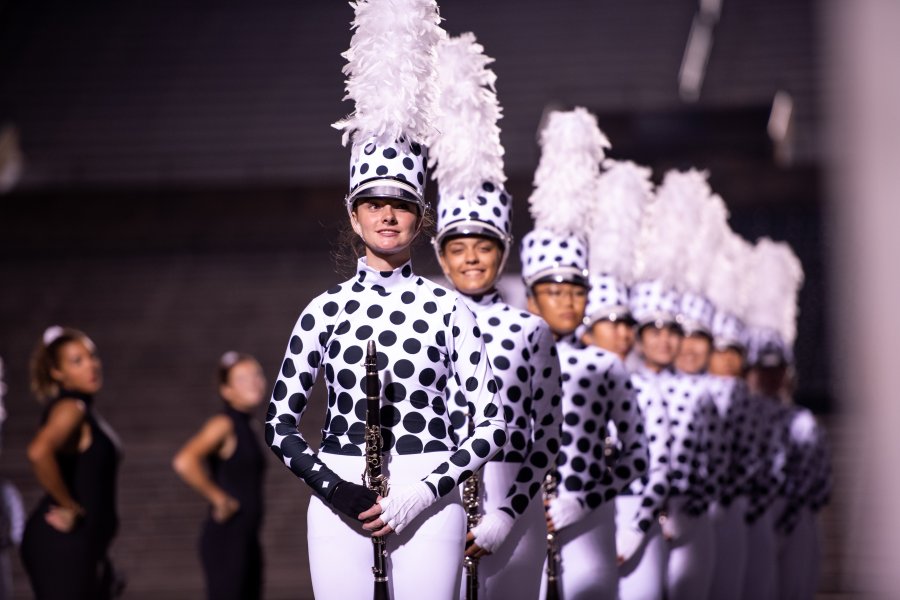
[266,258,507,502]
[628,280,681,327]
[435,182,513,244]
[347,135,428,207]
[451,291,563,519]
[772,405,831,534]
[660,371,722,517]
[623,368,673,533]
[586,272,630,322]
[677,291,716,335]
[553,335,649,516]
[711,310,747,351]
[706,375,757,507]
[743,392,793,523]
[519,230,588,286]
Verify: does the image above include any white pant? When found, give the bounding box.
[666,497,714,600]
[708,497,748,600]
[777,507,821,600]
[616,496,668,600]
[463,461,546,600]
[307,452,465,600]
[539,501,618,600]
[742,508,778,600]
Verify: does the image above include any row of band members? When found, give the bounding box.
[16,205,828,600]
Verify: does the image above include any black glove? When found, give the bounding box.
[328,481,379,521]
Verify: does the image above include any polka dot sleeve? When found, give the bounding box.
[555,343,648,519]
[715,378,758,505]
[745,400,789,523]
[493,322,563,519]
[627,373,671,533]
[419,299,508,499]
[264,296,345,500]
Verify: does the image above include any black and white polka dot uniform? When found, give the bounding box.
[706,374,757,600]
[659,370,720,600]
[266,258,507,600]
[741,395,789,600]
[775,406,831,600]
[616,366,672,600]
[539,335,648,600]
[453,292,563,598]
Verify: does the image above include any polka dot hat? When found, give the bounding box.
[745,327,792,367]
[435,181,512,248]
[711,310,747,352]
[520,229,589,289]
[346,135,429,213]
[676,291,715,337]
[629,280,681,329]
[584,273,631,326]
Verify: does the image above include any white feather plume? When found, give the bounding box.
[529,107,610,236]
[745,237,804,345]
[429,32,505,197]
[589,159,654,284]
[706,229,753,316]
[634,169,694,287]
[333,0,444,148]
[678,171,729,294]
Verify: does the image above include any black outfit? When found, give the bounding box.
[20,391,121,600]
[199,404,266,600]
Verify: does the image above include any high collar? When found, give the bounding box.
[459,290,502,312]
[558,332,581,347]
[355,257,416,295]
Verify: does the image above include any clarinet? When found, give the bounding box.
[462,465,482,600]
[362,341,390,600]
[543,470,561,600]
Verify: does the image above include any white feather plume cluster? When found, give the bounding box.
[333,0,444,148]
[589,159,654,284]
[429,32,506,197]
[745,237,804,345]
[528,107,610,236]
[634,169,695,287]
[676,170,729,294]
[706,229,753,316]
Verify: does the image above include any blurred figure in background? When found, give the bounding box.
[20,327,122,599]
[173,351,267,600]
[0,357,25,600]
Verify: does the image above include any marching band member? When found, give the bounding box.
[522,108,648,600]
[429,32,563,599]
[265,3,507,598]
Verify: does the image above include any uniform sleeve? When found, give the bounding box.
[628,380,671,533]
[493,323,563,519]
[721,381,756,504]
[420,300,508,499]
[746,402,788,523]
[686,391,720,515]
[264,298,346,499]
[600,358,649,499]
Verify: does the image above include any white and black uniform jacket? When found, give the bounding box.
[266,258,508,503]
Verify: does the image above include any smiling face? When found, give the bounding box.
[527,282,588,338]
[437,235,503,296]
[638,324,683,371]
[350,198,421,268]
[50,339,102,395]
[708,347,745,377]
[675,333,713,374]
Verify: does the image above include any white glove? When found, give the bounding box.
[616,527,645,563]
[470,511,516,553]
[547,496,590,531]
[378,482,435,535]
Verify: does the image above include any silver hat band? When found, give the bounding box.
[435,220,511,247]
[345,179,424,212]
[524,266,590,290]
[583,305,634,328]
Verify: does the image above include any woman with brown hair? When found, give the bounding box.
[173,351,267,600]
[20,326,122,599]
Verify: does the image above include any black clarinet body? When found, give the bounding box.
[363,340,390,600]
[543,471,561,600]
